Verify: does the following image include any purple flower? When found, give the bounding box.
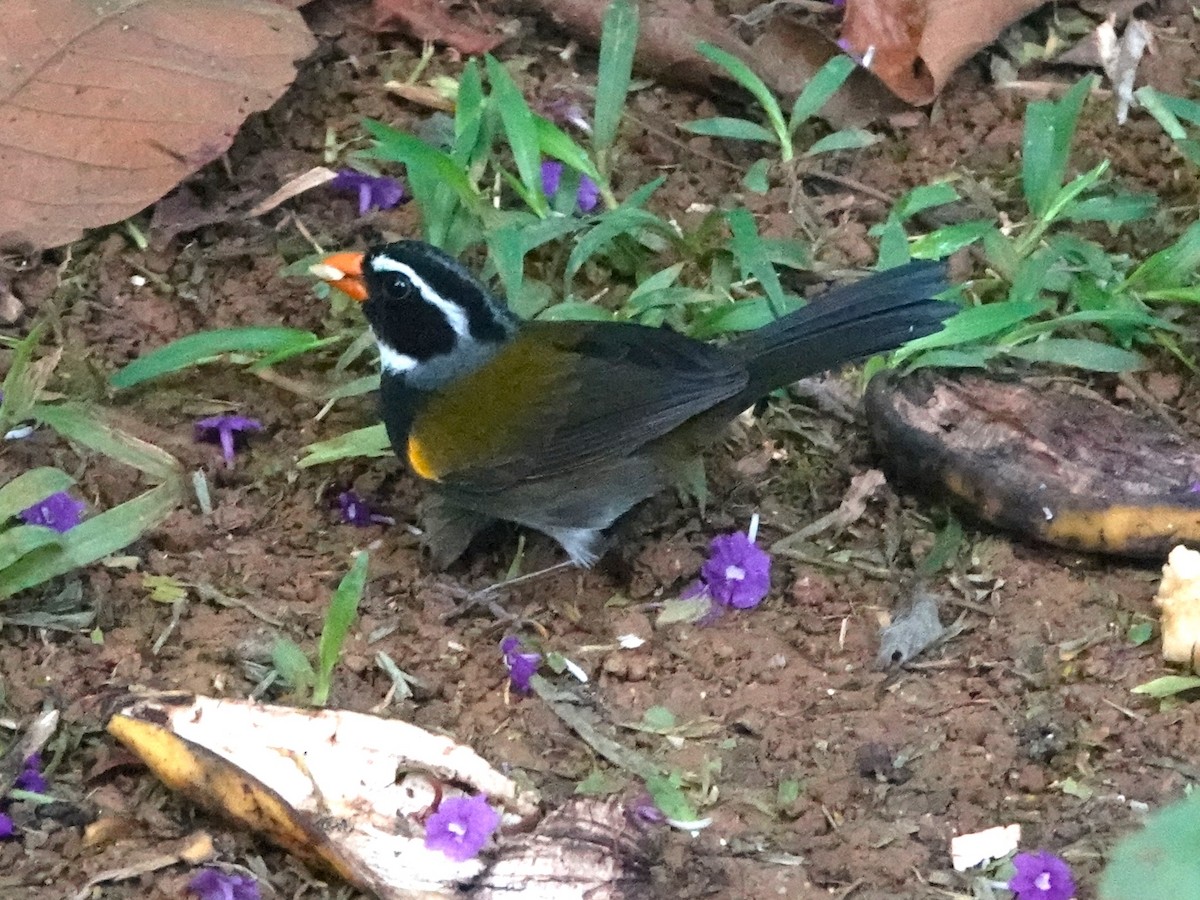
[337,491,394,528]
[0,813,13,840]
[187,868,260,900]
[195,415,262,468]
[540,161,600,214]
[424,793,501,861]
[701,530,771,609]
[13,754,47,794]
[19,492,85,533]
[501,636,541,694]
[329,170,405,216]
[1009,851,1075,900]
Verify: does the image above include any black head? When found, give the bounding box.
[356,241,515,374]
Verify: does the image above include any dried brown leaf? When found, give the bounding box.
[0,0,315,251]
[372,0,504,55]
[841,0,1051,105]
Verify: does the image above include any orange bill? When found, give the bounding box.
[314,251,367,302]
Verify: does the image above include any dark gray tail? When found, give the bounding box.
[730,260,954,402]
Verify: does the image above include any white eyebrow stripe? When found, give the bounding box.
[370,255,471,338]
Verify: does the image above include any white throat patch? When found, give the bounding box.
[376,336,419,374]
[369,255,471,337]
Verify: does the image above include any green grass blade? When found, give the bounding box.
[0,324,50,432]
[789,55,855,129]
[890,182,961,221]
[727,208,787,316]
[298,425,391,468]
[1021,76,1093,217]
[803,128,880,156]
[110,327,319,389]
[908,220,994,259]
[696,43,788,157]
[535,117,602,180]
[453,59,487,167]
[272,638,316,696]
[0,468,75,521]
[1005,338,1143,372]
[34,403,182,483]
[365,119,479,204]
[681,117,776,143]
[565,207,668,281]
[1128,221,1200,289]
[594,0,639,157]
[313,551,369,707]
[0,480,183,599]
[485,56,548,216]
[891,301,1045,363]
[0,526,64,573]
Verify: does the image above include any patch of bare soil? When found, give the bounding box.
[3,2,1200,898]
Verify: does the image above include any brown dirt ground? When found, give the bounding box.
[3,1,1200,898]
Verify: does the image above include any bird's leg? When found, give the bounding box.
[441,561,576,623]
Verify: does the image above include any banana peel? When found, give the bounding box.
[866,373,1200,558]
[107,693,539,899]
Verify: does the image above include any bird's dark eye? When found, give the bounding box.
[389,274,415,299]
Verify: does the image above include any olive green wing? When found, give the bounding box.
[406,321,747,488]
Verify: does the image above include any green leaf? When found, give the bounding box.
[917,516,963,576]
[110,327,320,389]
[0,468,75,522]
[1131,675,1200,698]
[761,237,810,271]
[143,574,188,604]
[681,117,776,143]
[298,425,391,468]
[34,403,181,483]
[1128,221,1200,289]
[1005,338,1143,372]
[1064,192,1156,223]
[1127,621,1154,646]
[645,772,700,823]
[1101,790,1200,900]
[365,119,479,205]
[695,42,788,157]
[593,0,639,157]
[726,208,787,316]
[0,480,183,599]
[324,374,381,404]
[0,324,46,431]
[875,217,911,269]
[627,263,684,306]
[0,526,64,574]
[891,301,1045,362]
[743,158,771,194]
[485,56,547,216]
[1021,75,1093,217]
[803,128,880,156]
[908,220,993,259]
[789,55,855,129]
[640,706,677,732]
[313,552,368,707]
[272,638,316,695]
[692,294,805,338]
[535,116,602,181]
[575,769,622,797]
[890,182,961,221]
[902,347,995,371]
[452,59,487,168]
[565,208,667,281]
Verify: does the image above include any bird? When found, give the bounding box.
[315,241,955,567]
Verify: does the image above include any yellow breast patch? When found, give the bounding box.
[406,436,440,481]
